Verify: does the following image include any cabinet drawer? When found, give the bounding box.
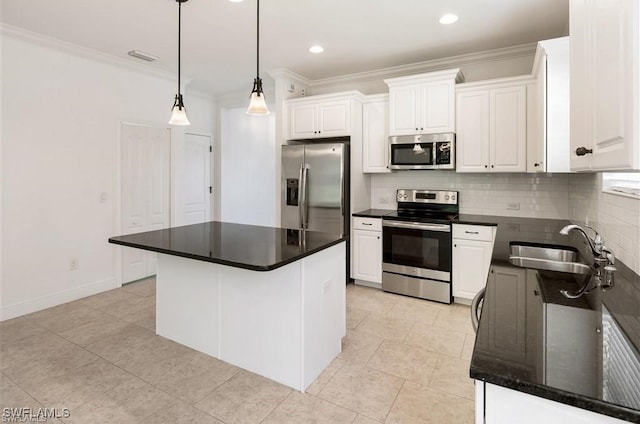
[353,217,382,231]
[453,224,494,241]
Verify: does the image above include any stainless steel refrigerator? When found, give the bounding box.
[281,140,350,236]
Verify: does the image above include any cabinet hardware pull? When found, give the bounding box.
[377,236,380,240]
[484,165,488,168]
[491,165,494,168]
[362,223,372,225]
[575,147,593,156]
[465,231,479,234]
[534,163,540,167]
[534,290,540,296]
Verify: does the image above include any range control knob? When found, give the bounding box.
[445,195,450,200]
[451,195,456,201]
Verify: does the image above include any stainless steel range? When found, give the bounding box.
[382,189,459,304]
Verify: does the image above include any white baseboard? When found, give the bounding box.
[0,277,120,321]
[454,297,472,306]
[353,280,382,290]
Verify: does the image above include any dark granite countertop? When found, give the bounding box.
[469,215,640,422]
[109,221,346,272]
[352,209,394,218]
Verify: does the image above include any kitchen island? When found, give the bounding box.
[109,221,347,392]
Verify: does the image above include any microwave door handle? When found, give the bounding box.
[432,143,437,166]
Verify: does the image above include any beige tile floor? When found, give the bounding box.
[0,279,475,424]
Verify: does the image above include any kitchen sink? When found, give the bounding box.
[509,242,592,275]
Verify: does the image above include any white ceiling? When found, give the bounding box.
[0,0,569,96]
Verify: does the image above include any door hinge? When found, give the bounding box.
[209,146,212,153]
[209,186,212,194]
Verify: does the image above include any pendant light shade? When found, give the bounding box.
[169,0,190,126]
[247,0,269,115]
[169,94,190,125]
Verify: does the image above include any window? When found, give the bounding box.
[602,173,640,199]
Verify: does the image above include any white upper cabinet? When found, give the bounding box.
[456,77,530,173]
[570,0,640,170]
[385,68,463,136]
[287,97,352,140]
[528,37,571,173]
[362,94,390,173]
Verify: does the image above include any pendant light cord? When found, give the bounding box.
[178,0,182,96]
[256,0,260,79]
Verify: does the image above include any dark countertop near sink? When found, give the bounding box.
[352,209,394,218]
[109,221,346,272]
[466,215,640,422]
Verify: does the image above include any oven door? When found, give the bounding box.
[382,220,451,281]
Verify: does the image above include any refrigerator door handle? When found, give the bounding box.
[302,164,310,228]
[298,164,305,229]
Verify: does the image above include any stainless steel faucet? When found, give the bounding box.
[559,224,617,298]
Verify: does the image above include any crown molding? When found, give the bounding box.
[0,23,192,85]
[308,42,538,88]
[268,68,312,87]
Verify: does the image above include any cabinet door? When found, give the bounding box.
[452,239,493,300]
[318,100,350,137]
[590,0,634,170]
[490,86,527,172]
[569,0,592,171]
[527,55,546,173]
[353,229,382,283]
[290,104,318,139]
[363,100,390,173]
[486,266,527,362]
[389,84,421,135]
[456,90,490,172]
[422,80,455,133]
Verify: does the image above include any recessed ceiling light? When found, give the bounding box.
[439,13,459,24]
[309,45,324,54]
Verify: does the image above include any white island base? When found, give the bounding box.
[155,242,346,392]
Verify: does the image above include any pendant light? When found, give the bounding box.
[246,0,269,115]
[169,0,190,125]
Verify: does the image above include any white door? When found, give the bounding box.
[389,84,421,135]
[121,123,171,284]
[452,239,492,300]
[456,90,490,172]
[490,86,527,172]
[363,99,390,173]
[184,133,212,225]
[353,229,382,283]
[289,104,317,139]
[318,101,350,137]
[422,80,455,133]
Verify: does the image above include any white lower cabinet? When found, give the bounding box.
[452,224,496,301]
[478,382,629,424]
[352,217,382,285]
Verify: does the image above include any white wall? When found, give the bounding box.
[220,107,276,227]
[1,32,214,320]
[569,173,640,275]
[370,172,570,219]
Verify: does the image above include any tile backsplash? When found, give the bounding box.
[370,172,570,218]
[569,173,640,275]
[370,171,639,274]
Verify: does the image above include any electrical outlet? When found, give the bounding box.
[322,280,331,295]
[379,195,390,204]
[70,258,78,270]
[507,202,521,210]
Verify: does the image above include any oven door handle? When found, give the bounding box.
[383,221,451,232]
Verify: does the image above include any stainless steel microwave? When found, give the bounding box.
[389,133,455,170]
